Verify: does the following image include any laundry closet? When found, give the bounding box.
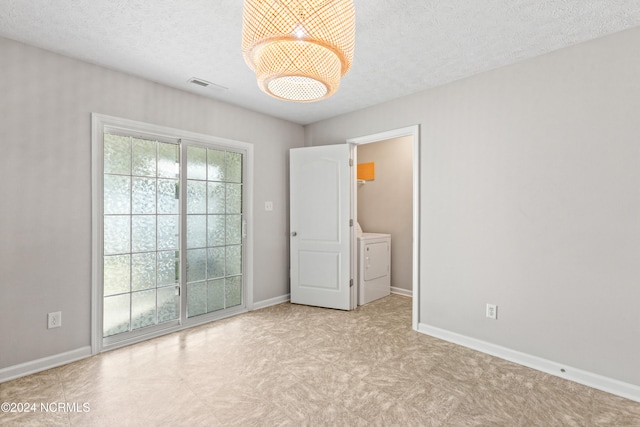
[356,136,414,304]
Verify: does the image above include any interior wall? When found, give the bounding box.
[0,37,304,370]
[357,136,413,292]
[305,27,640,387]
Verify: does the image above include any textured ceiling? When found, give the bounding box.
[1,0,639,125]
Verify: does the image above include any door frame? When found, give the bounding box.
[91,113,254,354]
[347,125,420,330]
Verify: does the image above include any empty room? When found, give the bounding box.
[1,1,639,425]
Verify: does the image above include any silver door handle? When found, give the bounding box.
[291,232,297,237]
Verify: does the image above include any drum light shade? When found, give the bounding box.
[242,0,355,102]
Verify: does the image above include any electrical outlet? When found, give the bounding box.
[265,201,273,211]
[486,304,497,320]
[48,311,62,329]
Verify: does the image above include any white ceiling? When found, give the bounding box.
[1,1,639,125]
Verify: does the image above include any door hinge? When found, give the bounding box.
[349,158,353,167]
[350,279,354,287]
[350,219,353,227]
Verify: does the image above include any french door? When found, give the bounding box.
[93,114,251,350]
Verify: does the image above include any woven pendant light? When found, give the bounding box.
[242,0,356,102]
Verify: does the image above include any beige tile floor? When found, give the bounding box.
[1,295,639,426]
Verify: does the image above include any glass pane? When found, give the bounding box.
[104,294,130,337]
[132,138,157,177]
[104,134,130,175]
[207,247,225,279]
[207,182,225,214]
[157,215,179,250]
[207,215,225,247]
[187,282,206,318]
[104,215,130,255]
[132,177,156,214]
[226,183,242,214]
[207,149,225,181]
[132,215,156,252]
[157,286,179,323]
[158,142,179,179]
[226,215,242,245]
[207,279,224,313]
[226,245,242,276]
[104,175,130,215]
[226,152,243,183]
[157,250,179,286]
[132,252,156,291]
[187,180,207,214]
[157,179,179,214]
[186,249,207,283]
[225,276,242,308]
[104,255,130,296]
[131,289,156,330]
[187,215,207,249]
[187,146,207,180]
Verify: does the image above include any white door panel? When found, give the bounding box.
[290,145,352,310]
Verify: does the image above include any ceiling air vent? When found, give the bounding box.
[188,77,228,91]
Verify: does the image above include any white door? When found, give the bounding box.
[290,145,353,310]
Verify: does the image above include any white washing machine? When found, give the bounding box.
[357,231,391,305]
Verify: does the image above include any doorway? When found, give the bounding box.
[348,125,420,330]
[91,113,254,353]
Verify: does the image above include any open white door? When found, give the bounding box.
[290,145,353,310]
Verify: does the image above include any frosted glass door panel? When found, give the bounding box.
[103,134,180,338]
[104,134,131,174]
[157,179,179,214]
[104,255,130,296]
[131,252,156,291]
[157,215,179,250]
[186,146,244,317]
[103,294,130,337]
[132,178,156,214]
[104,175,130,214]
[131,289,157,330]
[104,216,130,255]
[158,143,179,178]
[132,138,157,177]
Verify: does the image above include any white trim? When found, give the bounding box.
[418,323,640,403]
[347,125,420,331]
[349,144,358,310]
[91,114,103,355]
[244,150,255,312]
[253,294,291,310]
[0,347,92,384]
[391,287,412,298]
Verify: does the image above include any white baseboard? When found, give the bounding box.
[253,294,290,310]
[391,287,412,297]
[418,323,640,403]
[0,346,92,384]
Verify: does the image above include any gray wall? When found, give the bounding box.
[305,28,640,386]
[357,137,413,292]
[0,37,303,369]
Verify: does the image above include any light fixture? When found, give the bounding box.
[242,0,356,102]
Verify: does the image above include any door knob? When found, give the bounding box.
[291,232,297,237]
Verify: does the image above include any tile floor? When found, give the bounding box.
[1,295,639,426]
